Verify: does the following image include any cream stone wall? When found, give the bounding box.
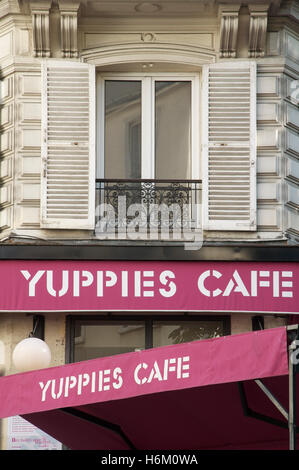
[0,0,297,242]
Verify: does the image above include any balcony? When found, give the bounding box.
[95,179,202,242]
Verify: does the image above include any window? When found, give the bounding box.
[67,316,230,363]
[41,60,256,232]
[97,75,200,180]
[95,74,201,237]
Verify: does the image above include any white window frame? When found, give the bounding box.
[96,73,200,181]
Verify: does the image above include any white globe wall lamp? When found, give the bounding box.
[12,315,51,372]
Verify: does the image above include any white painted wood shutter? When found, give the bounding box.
[202,61,256,231]
[41,60,95,229]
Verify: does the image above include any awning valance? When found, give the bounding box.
[0,326,297,450]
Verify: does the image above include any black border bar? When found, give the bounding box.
[0,244,298,261]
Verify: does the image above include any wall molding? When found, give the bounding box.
[81,43,216,68]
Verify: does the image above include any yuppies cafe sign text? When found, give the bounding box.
[0,261,298,313]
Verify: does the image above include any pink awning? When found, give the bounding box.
[0,327,296,450]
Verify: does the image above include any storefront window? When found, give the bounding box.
[68,316,230,363]
[153,320,225,348]
[73,321,145,362]
[97,74,199,181]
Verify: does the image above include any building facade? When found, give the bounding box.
[0,0,298,450]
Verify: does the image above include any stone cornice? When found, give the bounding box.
[0,0,298,62]
[0,56,42,78]
[257,56,299,75]
[277,0,299,22]
[0,0,21,19]
[268,15,299,35]
[81,42,216,68]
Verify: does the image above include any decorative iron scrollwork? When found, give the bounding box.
[96,179,201,234]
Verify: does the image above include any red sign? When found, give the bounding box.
[0,260,298,313]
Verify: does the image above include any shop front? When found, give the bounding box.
[0,248,298,450]
[0,324,299,450]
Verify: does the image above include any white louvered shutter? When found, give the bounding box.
[41,60,95,229]
[202,61,256,231]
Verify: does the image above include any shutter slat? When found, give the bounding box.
[202,61,256,231]
[41,60,95,229]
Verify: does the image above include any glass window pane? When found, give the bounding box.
[74,322,145,362]
[105,81,141,179]
[155,81,191,179]
[153,320,225,348]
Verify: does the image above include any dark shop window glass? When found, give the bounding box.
[74,322,145,362]
[152,320,225,348]
[71,317,229,363]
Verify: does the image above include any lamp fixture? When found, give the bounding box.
[12,314,51,372]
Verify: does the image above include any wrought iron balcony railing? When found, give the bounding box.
[95,179,202,239]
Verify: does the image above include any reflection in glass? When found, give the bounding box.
[105,81,141,179]
[155,81,191,179]
[153,321,224,348]
[74,322,145,362]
